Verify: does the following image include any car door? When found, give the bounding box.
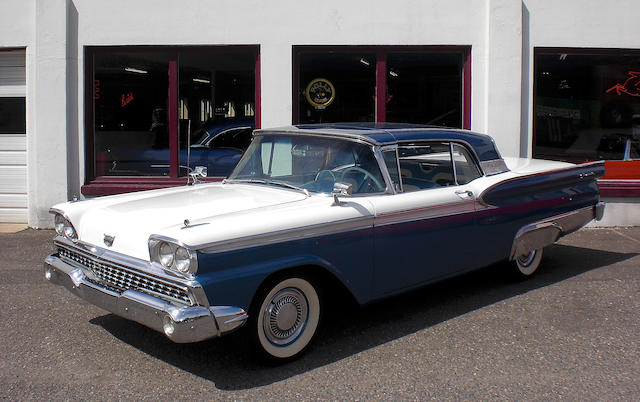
[368,142,482,298]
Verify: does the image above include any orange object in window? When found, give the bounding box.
[602,160,640,179]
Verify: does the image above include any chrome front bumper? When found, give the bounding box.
[44,254,247,343]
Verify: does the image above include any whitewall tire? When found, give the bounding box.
[513,248,543,277]
[252,277,321,361]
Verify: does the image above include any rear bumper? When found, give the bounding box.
[44,254,247,343]
[595,201,605,221]
[510,202,605,259]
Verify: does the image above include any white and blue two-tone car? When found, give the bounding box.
[44,123,605,361]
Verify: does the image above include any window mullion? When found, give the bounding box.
[375,50,387,123]
[168,51,179,178]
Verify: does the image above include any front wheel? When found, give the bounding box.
[251,276,321,362]
[512,248,544,278]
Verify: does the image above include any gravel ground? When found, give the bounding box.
[1,228,638,400]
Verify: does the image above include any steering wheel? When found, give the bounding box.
[315,169,336,182]
[339,166,384,192]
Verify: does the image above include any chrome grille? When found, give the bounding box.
[57,246,193,306]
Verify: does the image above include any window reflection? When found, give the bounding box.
[178,49,255,175]
[94,51,170,176]
[92,47,257,178]
[534,51,640,162]
[387,52,462,127]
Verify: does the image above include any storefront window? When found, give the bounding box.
[94,50,170,176]
[534,50,640,163]
[297,52,375,123]
[88,46,258,184]
[294,46,469,127]
[387,52,462,127]
[178,49,256,176]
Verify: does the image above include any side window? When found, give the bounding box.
[398,142,455,192]
[452,143,483,184]
[261,137,293,177]
[382,149,401,192]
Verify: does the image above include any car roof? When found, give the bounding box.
[255,123,502,162]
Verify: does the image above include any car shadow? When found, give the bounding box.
[89,243,636,390]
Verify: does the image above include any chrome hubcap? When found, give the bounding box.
[263,288,308,346]
[517,250,536,267]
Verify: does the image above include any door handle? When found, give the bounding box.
[455,190,474,199]
[579,171,595,180]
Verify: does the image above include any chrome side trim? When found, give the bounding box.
[373,145,396,194]
[480,159,509,176]
[200,215,373,254]
[44,255,248,343]
[375,199,476,227]
[509,204,603,260]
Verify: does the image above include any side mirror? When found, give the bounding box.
[332,182,353,205]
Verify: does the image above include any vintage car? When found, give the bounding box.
[44,123,605,361]
[99,118,254,177]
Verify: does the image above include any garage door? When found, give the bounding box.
[0,49,27,223]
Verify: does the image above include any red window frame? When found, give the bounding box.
[292,45,472,129]
[533,47,640,197]
[82,45,261,196]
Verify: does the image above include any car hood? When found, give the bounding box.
[53,183,311,260]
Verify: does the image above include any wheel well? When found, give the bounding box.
[249,265,358,313]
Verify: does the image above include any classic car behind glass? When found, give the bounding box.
[97,118,254,177]
[44,124,605,361]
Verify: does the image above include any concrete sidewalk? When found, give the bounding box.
[0,224,28,233]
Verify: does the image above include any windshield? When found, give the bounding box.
[228,134,386,194]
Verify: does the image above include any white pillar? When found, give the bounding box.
[29,0,70,227]
[259,43,293,128]
[485,0,523,157]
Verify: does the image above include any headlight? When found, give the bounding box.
[159,242,175,267]
[174,247,191,273]
[149,237,198,277]
[53,213,78,241]
[54,214,66,234]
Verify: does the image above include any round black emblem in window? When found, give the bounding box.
[305,78,335,109]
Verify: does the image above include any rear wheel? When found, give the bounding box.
[512,248,543,278]
[250,276,321,362]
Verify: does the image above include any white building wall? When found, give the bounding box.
[0,0,639,227]
[0,0,35,224]
[524,0,640,226]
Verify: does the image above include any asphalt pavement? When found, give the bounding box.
[1,228,638,400]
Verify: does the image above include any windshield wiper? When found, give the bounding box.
[224,178,309,196]
[224,178,268,185]
[267,180,310,195]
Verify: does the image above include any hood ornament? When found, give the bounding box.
[103,234,115,247]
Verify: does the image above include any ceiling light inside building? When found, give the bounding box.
[193,78,211,84]
[359,58,370,66]
[124,67,148,74]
